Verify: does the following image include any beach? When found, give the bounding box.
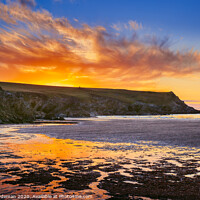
[0,115,200,199]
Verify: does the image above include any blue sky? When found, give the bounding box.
[36,0,200,50]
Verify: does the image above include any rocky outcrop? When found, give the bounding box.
[0,84,199,124]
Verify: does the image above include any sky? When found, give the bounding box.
[0,0,200,109]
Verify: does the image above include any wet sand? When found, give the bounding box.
[17,119,200,147]
[0,118,200,199]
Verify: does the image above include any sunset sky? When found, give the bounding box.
[0,0,200,109]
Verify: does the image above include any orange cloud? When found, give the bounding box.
[0,0,200,89]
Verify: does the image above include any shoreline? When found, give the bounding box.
[5,116,200,148]
[1,113,200,125]
[0,123,200,199]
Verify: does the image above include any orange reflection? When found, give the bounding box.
[0,125,200,199]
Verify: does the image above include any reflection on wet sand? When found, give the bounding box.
[0,125,200,199]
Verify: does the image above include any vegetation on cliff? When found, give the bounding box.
[0,82,199,124]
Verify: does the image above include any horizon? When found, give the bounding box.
[0,80,175,92]
[0,0,200,110]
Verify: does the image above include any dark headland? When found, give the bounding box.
[0,82,199,124]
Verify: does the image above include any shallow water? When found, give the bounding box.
[17,117,200,147]
[0,116,200,199]
[67,113,200,120]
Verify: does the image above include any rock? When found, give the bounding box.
[0,83,199,124]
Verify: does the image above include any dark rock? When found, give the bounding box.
[3,169,61,186]
[60,171,100,190]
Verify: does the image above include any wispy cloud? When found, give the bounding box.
[18,0,36,8]
[128,20,142,30]
[0,0,200,88]
[112,20,142,31]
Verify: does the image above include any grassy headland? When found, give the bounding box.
[0,82,199,123]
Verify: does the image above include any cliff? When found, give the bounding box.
[0,82,199,124]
